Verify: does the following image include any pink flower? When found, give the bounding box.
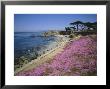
[16,35,97,76]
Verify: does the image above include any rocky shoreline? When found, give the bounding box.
[14,34,70,72]
[15,34,97,76]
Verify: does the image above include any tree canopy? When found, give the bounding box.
[65,21,97,32]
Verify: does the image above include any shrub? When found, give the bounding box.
[69,34,76,38]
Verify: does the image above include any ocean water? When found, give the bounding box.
[14,32,58,60]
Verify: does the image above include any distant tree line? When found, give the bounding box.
[65,21,97,32]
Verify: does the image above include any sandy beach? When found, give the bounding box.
[15,35,71,75]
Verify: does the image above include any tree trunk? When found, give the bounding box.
[77,24,78,31]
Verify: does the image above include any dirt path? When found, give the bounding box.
[14,35,82,75]
[14,40,69,75]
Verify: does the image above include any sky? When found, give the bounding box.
[14,14,97,32]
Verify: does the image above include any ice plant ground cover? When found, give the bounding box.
[17,35,97,76]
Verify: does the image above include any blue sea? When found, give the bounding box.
[14,32,58,60]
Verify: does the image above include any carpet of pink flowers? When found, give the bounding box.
[16,35,97,76]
